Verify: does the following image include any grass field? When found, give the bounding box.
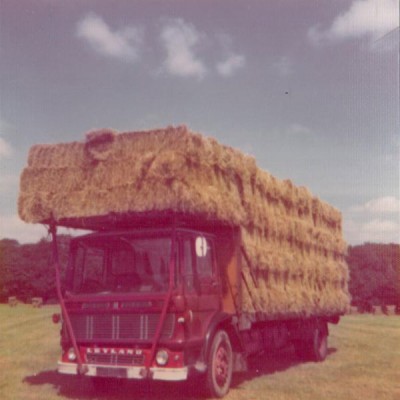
[0,304,399,400]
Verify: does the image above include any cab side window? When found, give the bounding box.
[195,236,213,278]
[182,238,195,292]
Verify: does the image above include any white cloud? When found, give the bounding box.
[345,196,400,244]
[351,196,400,214]
[215,33,246,77]
[308,0,399,49]
[0,214,90,244]
[0,214,48,244]
[76,15,246,79]
[0,118,14,159]
[160,18,207,79]
[0,137,13,159]
[216,53,246,77]
[344,216,400,244]
[76,13,143,62]
[363,218,399,233]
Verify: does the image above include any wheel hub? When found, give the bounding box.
[214,346,229,386]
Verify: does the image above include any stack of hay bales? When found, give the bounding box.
[18,126,350,317]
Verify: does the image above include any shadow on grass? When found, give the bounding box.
[23,347,337,399]
[233,346,337,388]
[23,371,204,400]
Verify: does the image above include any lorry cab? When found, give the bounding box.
[58,226,240,397]
[66,227,223,310]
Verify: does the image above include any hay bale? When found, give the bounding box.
[18,125,350,317]
[387,305,396,315]
[32,297,43,308]
[8,296,17,307]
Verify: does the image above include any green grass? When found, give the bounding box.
[1,304,399,399]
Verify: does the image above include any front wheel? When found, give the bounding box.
[206,330,233,398]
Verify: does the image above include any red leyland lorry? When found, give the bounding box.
[18,126,350,397]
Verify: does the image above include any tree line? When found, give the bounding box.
[0,237,399,309]
[0,236,70,303]
[347,243,399,312]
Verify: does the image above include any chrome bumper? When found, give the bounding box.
[58,361,188,381]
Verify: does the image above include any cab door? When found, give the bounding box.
[180,233,221,338]
[193,235,221,305]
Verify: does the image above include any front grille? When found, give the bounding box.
[69,313,175,341]
[86,353,144,366]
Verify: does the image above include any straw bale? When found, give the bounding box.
[18,125,350,317]
[85,128,117,161]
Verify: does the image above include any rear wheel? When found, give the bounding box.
[294,321,328,362]
[311,322,328,362]
[206,330,233,398]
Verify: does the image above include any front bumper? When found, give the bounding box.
[58,361,188,381]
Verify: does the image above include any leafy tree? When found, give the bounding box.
[347,243,400,308]
[0,235,70,303]
[0,239,21,301]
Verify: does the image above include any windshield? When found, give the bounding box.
[68,234,172,295]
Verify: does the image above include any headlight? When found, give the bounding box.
[155,349,169,366]
[67,348,77,361]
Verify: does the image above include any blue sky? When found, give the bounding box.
[0,0,399,244]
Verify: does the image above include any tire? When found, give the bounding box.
[310,322,328,362]
[294,321,328,362]
[206,330,233,398]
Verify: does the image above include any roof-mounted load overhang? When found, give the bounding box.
[18,125,350,317]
